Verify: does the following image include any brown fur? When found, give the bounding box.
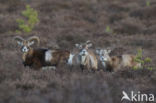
[76,42,98,71]
[106,54,141,71]
[49,50,70,66]
[88,50,98,70]
[23,48,48,70]
[69,52,81,67]
[79,50,98,71]
[15,36,71,70]
[23,49,70,70]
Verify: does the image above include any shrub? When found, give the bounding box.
[105,26,113,34]
[133,48,152,70]
[16,5,39,34]
[146,1,150,7]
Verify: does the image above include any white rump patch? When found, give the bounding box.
[45,50,53,62]
[67,54,74,65]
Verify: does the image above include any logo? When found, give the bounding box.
[121,91,155,102]
[121,91,131,101]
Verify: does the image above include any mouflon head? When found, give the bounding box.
[75,40,93,56]
[96,49,111,62]
[14,36,40,53]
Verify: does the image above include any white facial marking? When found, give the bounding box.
[79,49,89,65]
[45,50,53,62]
[22,46,29,53]
[100,56,108,61]
[79,49,88,56]
[67,54,74,65]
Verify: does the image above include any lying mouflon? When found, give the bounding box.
[14,36,70,70]
[96,49,141,71]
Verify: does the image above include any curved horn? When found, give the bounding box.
[14,36,24,46]
[27,36,40,46]
[14,36,24,41]
[85,40,92,49]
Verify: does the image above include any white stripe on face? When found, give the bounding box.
[22,46,29,53]
[100,56,108,62]
[79,49,88,65]
[45,50,53,62]
[79,49,88,56]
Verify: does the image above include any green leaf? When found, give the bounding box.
[148,67,153,70]
[144,57,152,63]
[105,26,112,33]
[15,30,21,34]
[133,66,138,70]
[16,4,39,34]
[146,1,150,7]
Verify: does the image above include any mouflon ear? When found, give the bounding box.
[107,49,111,54]
[85,40,93,49]
[75,43,80,48]
[27,36,40,46]
[14,36,24,46]
[86,43,92,48]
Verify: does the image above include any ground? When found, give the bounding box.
[0,0,156,103]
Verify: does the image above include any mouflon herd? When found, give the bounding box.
[14,36,141,72]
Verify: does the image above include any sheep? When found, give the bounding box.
[14,36,70,70]
[66,49,82,71]
[67,52,80,66]
[75,40,98,71]
[95,49,107,71]
[96,49,141,72]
